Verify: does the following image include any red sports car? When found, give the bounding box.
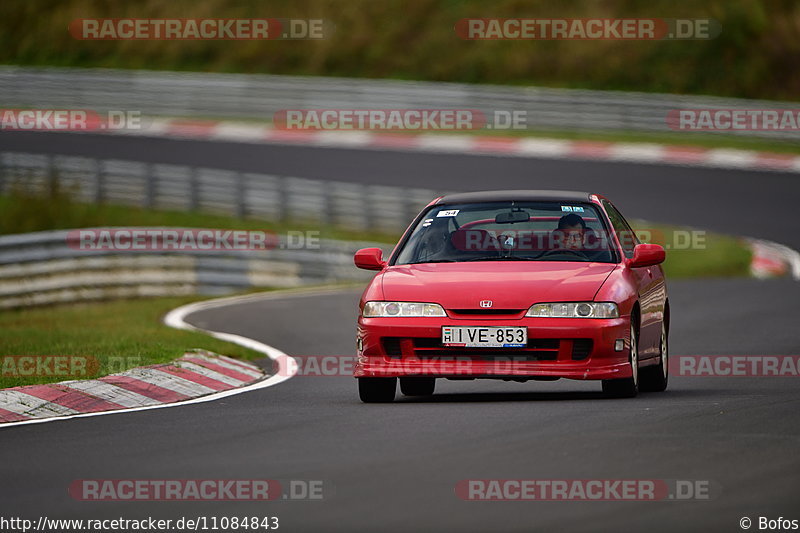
[353,190,668,402]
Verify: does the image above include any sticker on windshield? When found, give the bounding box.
[561,206,585,213]
[422,218,434,227]
[436,209,460,217]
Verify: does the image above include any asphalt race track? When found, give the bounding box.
[1,131,799,532]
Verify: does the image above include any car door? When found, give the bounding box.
[602,200,665,359]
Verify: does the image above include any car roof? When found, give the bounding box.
[435,190,594,205]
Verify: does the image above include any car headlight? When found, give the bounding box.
[362,301,447,317]
[526,302,619,318]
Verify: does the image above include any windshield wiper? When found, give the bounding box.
[409,259,459,264]
[466,256,536,261]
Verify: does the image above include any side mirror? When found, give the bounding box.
[354,248,386,271]
[629,243,666,268]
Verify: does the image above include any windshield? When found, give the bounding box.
[393,201,618,265]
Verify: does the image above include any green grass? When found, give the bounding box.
[629,221,752,278]
[0,296,266,389]
[661,237,752,278]
[1,0,799,101]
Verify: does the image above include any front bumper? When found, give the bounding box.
[354,316,632,380]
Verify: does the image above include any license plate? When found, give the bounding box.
[442,326,527,348]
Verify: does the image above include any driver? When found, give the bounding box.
[554,213,587,251]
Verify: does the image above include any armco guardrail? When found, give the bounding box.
[1,66,798,140]
[0,229,391,309]
[0,148,430,308]
[0,151,439,234]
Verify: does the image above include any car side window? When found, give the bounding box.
[602,200,638,259]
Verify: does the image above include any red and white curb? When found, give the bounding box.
[0,351,264,424]
[0,291,307,428]
[748,239,800,280]
[103,117,800,174]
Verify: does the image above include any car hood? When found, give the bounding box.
[380,262,617,309]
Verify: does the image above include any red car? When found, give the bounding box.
[353,190,668,402]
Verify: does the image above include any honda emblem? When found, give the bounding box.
[479,300,493,308]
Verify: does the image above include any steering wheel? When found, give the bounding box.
[538,248,589,260]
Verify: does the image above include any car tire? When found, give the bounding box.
[358,377,397,403]
[602,322,639,398]
[640,322,669,392]
[400,377,436,396]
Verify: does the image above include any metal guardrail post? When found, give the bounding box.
[235,172,246,218]
[144,163,156,208]
[46,154,57,196]
[189,167,200,211]
[0,152,5,195]
[94,158,105,203]
[277,176,289,224]
[320,180,333,227]
[363,185,375,231]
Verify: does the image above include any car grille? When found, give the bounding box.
[447,309,527,319]
[381,337,592,361]
[449,309,525,315]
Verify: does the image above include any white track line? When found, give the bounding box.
[0,287,345,429]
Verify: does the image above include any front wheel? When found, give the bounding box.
[640,322,669,392]
[602,322,639,398]
[358,377,397,403]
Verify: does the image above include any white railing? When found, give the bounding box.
[0,229,390,308]
[1,66,798,140]
[0,151,439,234]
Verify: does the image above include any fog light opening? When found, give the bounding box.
[614,339,625,352]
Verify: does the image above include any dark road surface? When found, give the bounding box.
[2,280,799,532]
[1,132,799,532]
